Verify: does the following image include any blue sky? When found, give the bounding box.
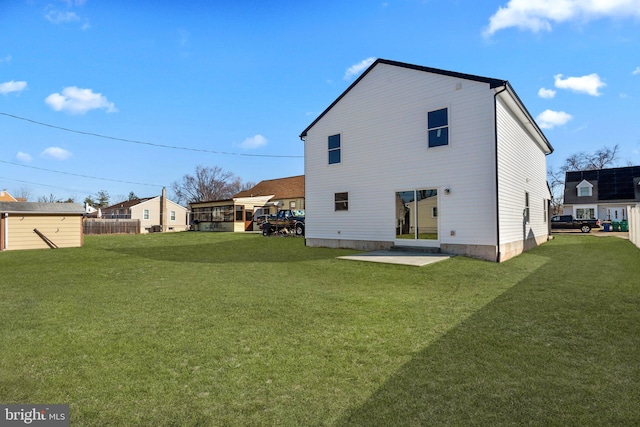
[1,0,639,204]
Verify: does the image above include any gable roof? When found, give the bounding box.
[0,191,18,202]
[234,175,304,199]
[565,166,640,202]
[0,202,85,214]
[299,58,552,154]
[103,198,154,211]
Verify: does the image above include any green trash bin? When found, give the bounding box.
[621,221,629,232]
[612,221,621,232]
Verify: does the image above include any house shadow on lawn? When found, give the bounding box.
[336,250,639,426]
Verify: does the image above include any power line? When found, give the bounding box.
[0,175,94,196]
[0,112,304,158]
[0,160,162,187]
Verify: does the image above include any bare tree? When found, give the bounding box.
[559,144,620,172]
[171,165,251,204]
[36,194,77,203]
[12,186,32,201]
[38,194,63,203]
[547,167,565,215]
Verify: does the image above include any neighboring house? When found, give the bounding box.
[190,175,305,232]
[0,190,26,202]
[0,202,85,251]
[563,166,640,222]
[85,202,99,216]
[300,59,553,262]
[101,188,188,233]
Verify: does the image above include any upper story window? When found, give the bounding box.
[428,108,449,147]
[170,211,176,221]
[328,134,341,164]
[576,179,593,197]
[143,209,150,220]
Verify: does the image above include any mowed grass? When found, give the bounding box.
[0,232,638,426]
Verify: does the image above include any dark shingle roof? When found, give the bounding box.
[565,166,640,202]
[103,198,154,211]
[234,175,304,199]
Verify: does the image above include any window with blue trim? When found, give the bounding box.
[328,134,341,164]
[428,108,449,147]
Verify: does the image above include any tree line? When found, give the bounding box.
[9,165,255,207]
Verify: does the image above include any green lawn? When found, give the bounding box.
[1,233,638,426]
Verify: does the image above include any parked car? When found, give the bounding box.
[550,215,601,233]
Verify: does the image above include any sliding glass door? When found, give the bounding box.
[395,189,438,240]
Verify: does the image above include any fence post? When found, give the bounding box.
[629,206,639,250]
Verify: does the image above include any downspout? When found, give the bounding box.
[493,85,508,262]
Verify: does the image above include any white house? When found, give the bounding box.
[300,59,553,262]
[563,166,640,222]
[101,188,189,233]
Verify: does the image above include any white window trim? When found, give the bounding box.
[328,133,342,165]
[574,205,597,220]
[394,188,440,248]
[427,106,450,149]
[576,179,593,197]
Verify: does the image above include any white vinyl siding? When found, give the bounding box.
[130,197,189,233]
[496,97,549,247]
[304,63,498,246]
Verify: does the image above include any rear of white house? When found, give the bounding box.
[300,59,552,262]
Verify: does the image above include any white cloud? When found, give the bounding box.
[344,57,376,80]
[45,5,89,30]
[41,147,73,161]
[484,0,640,37]
[45,86,118,114]
[45,9,80,24]
[536,109,573,129]
[633,66,640,75]
[0,80,27,95]
[0,55,11,64]
[237,134,268,150]
[554,73,606,96]
[16,152,32,162]
[538,87,556,99]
